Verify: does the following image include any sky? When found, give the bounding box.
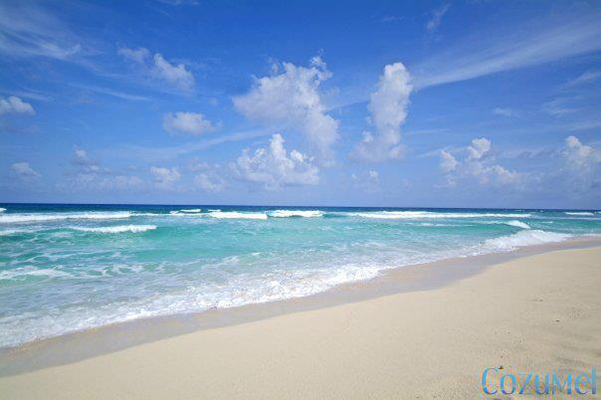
[1,0,600,209]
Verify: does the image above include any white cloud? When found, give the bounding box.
[10,162,40,179]
[564,70,601,87]
[438,150,458,173]
[439,138,530,189]
[195,173,225,192]
[163,112,218,136]
[426,3,450,33]
[0,96,35,116]
[563,135,601,176]
[150,166,181,189]
[352,62,412,162]
[230,133,319,191]
[233,57,339,163]
[542,97,579,116]
[0,2,83,61]
[493,107,517,117]
[119,47,195,93]
[466,138,491,160]
[414,16,601,88]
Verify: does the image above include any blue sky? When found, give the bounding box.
[1,0,600,208]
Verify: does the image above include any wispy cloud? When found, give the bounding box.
[0,2,90,62]
[414,15,601,88]
[563,70,601,87]
[493,107,518,117]
[112,130,270,162]
[70,84,151,102]
[426,3,450,33]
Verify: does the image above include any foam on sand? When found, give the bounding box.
[268,210,323,218]
[208,211,268,220]
[0,212,133,224]
[72,225,157,233]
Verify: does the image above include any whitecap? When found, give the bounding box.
[179,209,201,213]
[0,212,133,224]
[71,225,157,233]
[268,210,323,218]
[565,212,594,216]
[208,211,267,220]
[504,220,531,229]
[349,211,532,219]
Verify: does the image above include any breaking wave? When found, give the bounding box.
[482,230,571,251]
[268,210,323,218]
[504,220,531,229]
[349,211,532,219]
[208,211,268,220]
[71,225,157,233]
[0,212,133,224]
[565,212,594,216]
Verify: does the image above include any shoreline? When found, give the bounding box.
[1,235,600,377]
[0,242,599,398]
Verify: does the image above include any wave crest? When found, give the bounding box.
[208,211,267,220]
[72,225,157,233]
[483,230,570,251]
[268,210,323,218]
[0,212,133,224]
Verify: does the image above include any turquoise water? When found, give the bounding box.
[1,204,600,348]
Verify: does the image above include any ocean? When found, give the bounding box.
[1,203,600,349]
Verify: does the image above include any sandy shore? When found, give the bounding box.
[1,246,600,399]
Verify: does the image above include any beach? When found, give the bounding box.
[1,245,599,399]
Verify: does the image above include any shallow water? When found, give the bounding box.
[1,204,599,348]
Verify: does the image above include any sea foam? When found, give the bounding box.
[349,211,532,219]
[483,230,571,251]
[72,225,157,233]
[268,210,323,218]
[208,211,268,219]
[0,212,133,224]
[565,212,594,216]
[504,220,531,229]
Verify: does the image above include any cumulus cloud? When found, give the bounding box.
[426,3,450,33]
[563,135,601,173]
[119,47,195,93]
[0,96,35,115]
[561,136,601,191]
[230,133,319,191]
[233,57,339,163]
[439,138,529,188]
[150,166,181,189]
[163,112,218,136]
[466,138,491,160]
[195,173,225,192]
[352,62,412,162]
[10,162,41,179]
[438,150,458,173]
